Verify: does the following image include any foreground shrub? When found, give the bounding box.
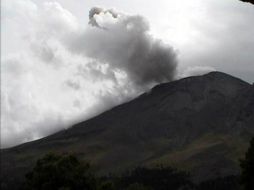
[23,153,95,190]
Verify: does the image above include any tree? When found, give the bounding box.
[125,183,152,190]
[119,166,194,190]
[197,175,240,190]
[97,181,115,190]
[24,153,96,190]
[240,137,254,190]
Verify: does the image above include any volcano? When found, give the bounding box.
[1,71,254,189]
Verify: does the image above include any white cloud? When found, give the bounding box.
[1,1,91,147]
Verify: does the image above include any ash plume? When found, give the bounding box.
[70,7,178,89]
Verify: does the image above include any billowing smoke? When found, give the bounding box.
[69,7,178,89]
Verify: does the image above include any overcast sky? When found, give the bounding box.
[1,0,254,148]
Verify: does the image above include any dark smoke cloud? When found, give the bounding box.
[69,7,178,89]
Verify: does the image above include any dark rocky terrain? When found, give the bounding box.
[1,71,254,189]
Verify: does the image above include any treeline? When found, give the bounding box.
[2,137,253,190]
[20,155,243,190]
[20,153,195,190]
[104,168,241,190]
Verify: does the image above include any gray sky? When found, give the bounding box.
[1,0,254,148]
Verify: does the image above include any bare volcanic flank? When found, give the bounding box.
[1,72,254,189]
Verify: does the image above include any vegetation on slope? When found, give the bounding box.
[1,137,252,190]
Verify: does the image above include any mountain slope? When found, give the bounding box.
[1,72,254,189]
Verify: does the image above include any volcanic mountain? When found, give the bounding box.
[1,71,254,189]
